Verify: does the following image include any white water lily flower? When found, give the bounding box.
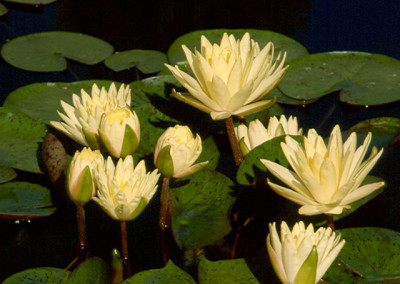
[261,125,384,215]
[93,156,160,221]
[51,83,131,149]
[235,115,302,155]
[166,32,288,120]
[154,125,208,178]
[267,221,345,284]
[99,107,140,158]
[67,147,104,205]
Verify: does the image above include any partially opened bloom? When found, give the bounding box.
[166,32,287,120]
[67,147,104,205]
[51,83,131,149]
[154,125,208,178]
[267,221,345,284]
[93,156,160,221]
[99,107,140,158]
[261,125,384,215]
[235,115,302,155]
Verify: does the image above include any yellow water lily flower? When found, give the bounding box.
[267,221,345,284]
[235,115,302,155]
[93,156,160,221]
[50,83,131,149]
[166,32,287,120]
[261,125,384,215]
[99,107,140,158]
[67,147,104,205]
[154,125,208,178]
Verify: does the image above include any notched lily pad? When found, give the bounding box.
[1,31,113,72]
[105,49,167,73]
[167,28,308,65]
[0,181,56,219]
[278,51,400,105]
[0,3,8,16]
[65,257,110,284]
[338,227,400,281]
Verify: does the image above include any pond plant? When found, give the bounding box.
[1,4,400,284]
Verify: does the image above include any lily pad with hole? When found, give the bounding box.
[3,80,120,124]
[0,181,56,219]
[338,227,400,281]
[105,49,167,73]
[1,31,113,72]
[278,51,400,105]
[0,107,47,173]
[167,29,308,66]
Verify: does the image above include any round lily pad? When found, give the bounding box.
[1,31,114,72]
[0,3,8,16]
[0,107,47,173]
[105,49,167,73]
[3,80,120,124]
[2,267,65,284]
[348,117,400,136]
[0,181,56,219]
[0,165,17,184]
[167,29,309,65]
[171,169,235,250]
[338,227,400,281]
[278,51,400,105]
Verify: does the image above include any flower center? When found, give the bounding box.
[105,108,130,125]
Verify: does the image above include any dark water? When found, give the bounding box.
[1,0,400,281]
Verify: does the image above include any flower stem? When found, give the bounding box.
[225,117,243,166]
[326,215,335,231]
[76,204,86,262]
[159,176,173,264]
[120,221,130,280]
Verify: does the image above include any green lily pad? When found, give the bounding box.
[0,165,17,184]
[0,3,8,16]
[105,49,167,73]
[2,267,65,284]
[0,107,47,173]
[0,181,56,219]
[236,135,303,185]
[1,31,113,72]
[167,29,308,65]
[172,169,235,250]
[122,260,196,283]
[322,259,356,284]
[65,257,110,284]
[3,80,120,124]
[349,117,400,136]
[278,51,400,105]
[4,0,56,4]
[338,227,400,281]
[198,257,260,284]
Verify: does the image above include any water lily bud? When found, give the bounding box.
[67,147,104,205]
[99,107,140,158]
[154,125,208,178]
[267,221,345,284]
